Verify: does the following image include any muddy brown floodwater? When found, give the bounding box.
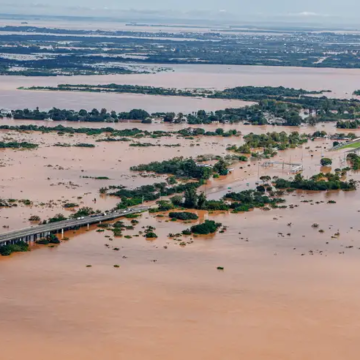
[1,121,360,359]
[3,62,360,112]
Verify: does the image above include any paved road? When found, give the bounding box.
[0,206,149,244]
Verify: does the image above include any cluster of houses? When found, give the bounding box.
[0,109,11,117]
[143,115,189,124]
[143,114,232,124]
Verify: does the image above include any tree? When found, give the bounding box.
[48,213,67,223]
[171,195,183,206]
[71,207,94,218]
[213,159,229,176]
[294,173,304,183]
[90,108,99,116]
[197,110,207,118]
[164,112,175,122]
[260,175,271,183]
[167,176,177,185]
[156,200,174,211]
[307,116,317,126]
[197,192,207,209]
[320,158,332,166]
[184,187,198,208]
[349,179,357,190]
[174,112,184,123]
[128,109,150,120]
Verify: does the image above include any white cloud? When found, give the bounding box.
[288,11,329,17]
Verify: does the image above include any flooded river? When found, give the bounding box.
[2,63,360,113]
[0,120,357,231]
[1,134,360,359]
[2,62,360,358]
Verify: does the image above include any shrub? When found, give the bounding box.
[48,235,60,244]
[0,242,29,256]
[36,234,60,245]
[170,195,183,206]
[169,212,199,221]
[125,213,140,219]
[29,215,41,222]
[189,220,222,235]
[145,232,158,238]
[48,213,67,223]
[112,228,122,237]
[156,200,174,211]
[182,229,192,236]
[36,239,49,245]
[71,207,94,218]
[320,158,332,166]
[63,203,78,208]
[113,221,125,228]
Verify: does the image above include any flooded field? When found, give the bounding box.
[1,122,360,359]
[2,41,360,357]
[0,86,251,113]
[2,63,360,112]
[1,114,359,134]
[0,120,356,231]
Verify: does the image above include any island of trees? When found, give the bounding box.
[130,157,230,180]
[23,84,328,101]
[227,131,308,158]
[274,172,356,191]
[0,123,240,140]
[6,84,360,126]
[0,141,38,149]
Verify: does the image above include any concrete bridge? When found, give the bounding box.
[0,206,149,246]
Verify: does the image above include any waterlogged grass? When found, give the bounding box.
[337,141,360,150]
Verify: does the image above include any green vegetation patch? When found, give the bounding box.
[169,212,199,221]
[188,220,222,235]
[336,142,360,150]
[0,241,29,256]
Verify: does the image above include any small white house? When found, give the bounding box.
[152,117,164,124]
[0,108,11,116]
